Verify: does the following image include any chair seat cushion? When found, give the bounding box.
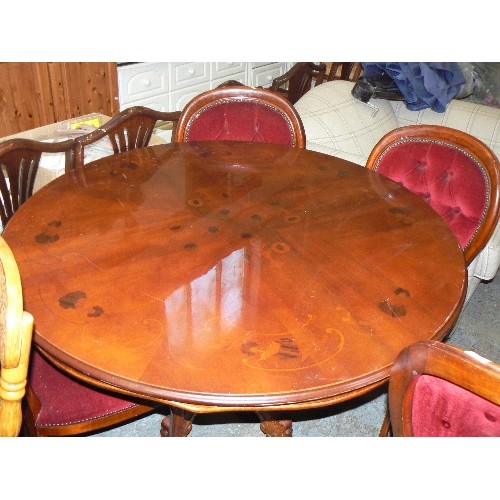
[411,374,500,436]
[30,350,139,427]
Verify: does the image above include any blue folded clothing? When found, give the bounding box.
[361,62,466,112]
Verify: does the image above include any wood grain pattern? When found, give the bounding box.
[2,142,467,416]
[0,62,119,137]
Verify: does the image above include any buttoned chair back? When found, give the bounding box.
[366,125,500,265]
[71,106,181,169]
[388,340,500,436]
[270,62,327,105]
[0,236,34,436]
[0,138,76,229]
[173,85,306,148]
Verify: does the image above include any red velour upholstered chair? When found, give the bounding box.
[367,125,500,437]
[173,85,306,148]
[366,125,500,267]
[387,340,500,437]
[22,349,160,436]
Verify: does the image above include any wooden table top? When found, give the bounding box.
[3,141,467,409]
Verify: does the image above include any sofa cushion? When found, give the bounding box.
[295,80,399,164]
[391,99,500,160]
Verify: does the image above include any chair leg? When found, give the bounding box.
[379,410,392,436]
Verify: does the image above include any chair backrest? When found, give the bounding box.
[388,340,500,437]
[366,125,500,264]
[0,236,34,436]
[270,62,327,105]
[0,138,76,228]
[71,106,181,169]
[325,62,363,82]
[173,85,306,148]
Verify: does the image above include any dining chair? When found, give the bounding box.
[173,85,306,148]
[70,106,181,169]
[366,125,500,267]
[324,62,363,82]
[269,62,327,105]
[22,348,160,436]
[0,236,34,437]
[367,125,500,436]
[386,340,500,436]
[0,138,76,229]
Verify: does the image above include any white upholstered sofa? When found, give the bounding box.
[294,80,500,304]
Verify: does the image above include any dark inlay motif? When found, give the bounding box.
[272,242,290,254]
[184,242,197,250]
[395,287,410,297]
[241,232,252,239]
[59,291,87,309]
[88,306,104,318]
[188,198,203,207]
[208,226,219,233]
[35,232,59,244]
[219,208,230,215]
[277,338,300,359]
[285,215,300,223]
[35,220,62,244]
[379,299,407,318]
[170,225,182,231]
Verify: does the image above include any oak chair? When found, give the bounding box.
[387,340,500,436]
[173,85,306,148]
[70,106,181,169]
[270,62,327,104]
[0,138,76,229]
[0,236,34,437]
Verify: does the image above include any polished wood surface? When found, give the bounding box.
[2,142,467,429]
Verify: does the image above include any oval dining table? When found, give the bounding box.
[2,141,467,437]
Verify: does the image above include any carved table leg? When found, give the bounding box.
[257,411,293,437]
[160,407,196,437]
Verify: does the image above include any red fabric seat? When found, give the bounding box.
[30,351,140,427]
[387,340,500,437]
[366,125,500,265]
[411,374,500,436]
[174,85,306,149]
[24,351,157,436]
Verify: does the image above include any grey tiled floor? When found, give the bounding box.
[95,275,499,437]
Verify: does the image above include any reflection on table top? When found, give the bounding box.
[3,141,466,408]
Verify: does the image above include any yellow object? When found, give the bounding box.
[69,117,102,130]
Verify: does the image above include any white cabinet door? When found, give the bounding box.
[170,82,211,111]
[250,62,289,88]
[118,63,169,105]
[169,62,210,90]
[118,62,292,111]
